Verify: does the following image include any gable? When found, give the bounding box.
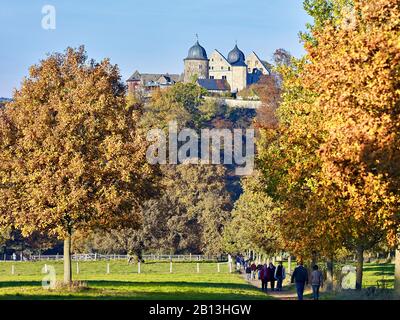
[246,52,271,75]
[209,50,231,68]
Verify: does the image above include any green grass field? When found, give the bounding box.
[0,261,395,300]
[0,261,269,300]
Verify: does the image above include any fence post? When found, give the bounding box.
[170,261,173,273]
[197,263,200,273]
[217,263,220,273]
[229,262,232,273]
[288,255,292,275]
[44,264,48,273]
[76,262,79,274]
[11,265,15,275]
[190,253,192,262]
[95,253,97,261]
[107,263,110,274]
[138,261,141,274]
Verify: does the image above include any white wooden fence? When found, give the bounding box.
[27,253,224,262]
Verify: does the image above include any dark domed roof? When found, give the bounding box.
[228,45,245,65]
[186,41,208,60]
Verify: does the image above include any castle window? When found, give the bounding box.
[228,67,231,71]
[210,76,214,79]
[222,76,227,80]
[199,65,203,69]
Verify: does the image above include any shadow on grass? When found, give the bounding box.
[0,280,253,290]
[0,281,41,288]
[0,280,269,300]
[88,280,253,290]
[0,290,268,300]
[363,264,394,274]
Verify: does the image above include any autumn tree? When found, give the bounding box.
[73,164,232,255]
[74,83,246,256]
[256,0,399,292]
[256,55,341,262]
[136,83,254,254]
[153,164,232,254]
[303,0,400,291]
[0,47,158,284]
[223,171,282,256]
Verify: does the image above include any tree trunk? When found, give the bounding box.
[395,246,400,297]
[63,234,72,285]
[326,258,334,292]
[355,246,364,291]
[311,251,317,269]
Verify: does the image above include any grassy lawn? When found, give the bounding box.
[319,263,397,300]
[0,261,396,300]
[0,261,270,300]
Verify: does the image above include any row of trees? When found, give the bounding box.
[1,0,398,292]
[0,47,159,283]
[72,83,256,256]
[225,0,400,293]
[0,50,256,283]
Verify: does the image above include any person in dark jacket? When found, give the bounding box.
[266,263,276,291]
[245,265,252,281]
[256,264,263,280]
[291,261,309,300]
[260,264,268,291]
[250,262,257,280]
[311,264,324,300]
[274,261,286,291]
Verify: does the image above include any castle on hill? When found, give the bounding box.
[127,40,270,94]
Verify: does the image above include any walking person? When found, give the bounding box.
[274,261,286,291]
[240,256,245,270]
[256,263,263,281]
[267,262,276,291]
[291,261,309,300]
[260,264,268,291]
[251,261,257,280]
[245,264,252,281]
[311,265,324,300]
[236,255,241,271]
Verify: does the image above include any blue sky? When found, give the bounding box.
[0,0,311,97]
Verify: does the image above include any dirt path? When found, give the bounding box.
[242,273,312,300]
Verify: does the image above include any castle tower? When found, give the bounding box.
[227,44,247,92]
[184,40,209,83]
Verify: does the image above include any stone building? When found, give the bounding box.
[127,71,182,93]
[183,40,271,93]
[183,41,209,83]
[127,40,271,94]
